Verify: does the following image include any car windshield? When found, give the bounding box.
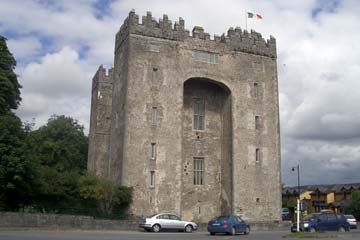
[282,208,289,213]
[215,216,230,221]
[304,214,318,221]
[147,214,158,218]
[345,215,354,219]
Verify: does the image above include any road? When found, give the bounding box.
[0,230,359,240]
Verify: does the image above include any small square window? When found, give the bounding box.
[255,148,260,163]
[255,116,260,130]
[152,68,158,83]
[151,143,156,160]
[253,83,259,98]
[150,171,155,187]
[151,107,157,126]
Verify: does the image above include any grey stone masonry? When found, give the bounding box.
[88,10,281,223]
[115,10,276,58]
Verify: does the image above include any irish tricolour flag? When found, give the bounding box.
[247,12,263,19]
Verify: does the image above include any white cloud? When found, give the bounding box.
[21,46,92,98]
[16,46,94,131]
[7,37,41,60]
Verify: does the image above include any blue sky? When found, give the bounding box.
[1,0,360,186]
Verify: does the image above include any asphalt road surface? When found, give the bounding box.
[0,230,359,240]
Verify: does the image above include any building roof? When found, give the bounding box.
[283,183,360,195]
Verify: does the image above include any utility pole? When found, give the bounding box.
[292,164,300,232]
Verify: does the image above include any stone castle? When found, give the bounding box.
[88,10,281,222]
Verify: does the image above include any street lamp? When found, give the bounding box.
[292,164,300,232]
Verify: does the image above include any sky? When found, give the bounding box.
[1,0,360,186]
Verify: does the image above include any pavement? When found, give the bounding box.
[0,229,359,240]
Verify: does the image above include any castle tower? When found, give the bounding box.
[88,10,281,222]
[88,65,114,178]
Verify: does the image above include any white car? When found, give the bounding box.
[139,213,198,233]
[345,214,358,229]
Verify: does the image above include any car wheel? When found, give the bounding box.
[185,224,193,233]
[244,226,250,235]
[230,227,236,236]
[210,232,215,235]
[152,224,161,233]
[309,227,316,233]
[338,226,345,232]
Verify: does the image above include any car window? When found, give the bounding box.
[216,216,230,221]
[318,214,327,221]
[304,214,317,221]
[236,216,243,222]
[231,216,238,223]
[336,214,344,220]
[327,213,337,221]
[169,215,180,220]
[157,214,169,219]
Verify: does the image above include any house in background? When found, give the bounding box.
[282,183,360,220]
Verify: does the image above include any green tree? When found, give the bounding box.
[0,36,21,114]
[26,115,88,211]
[28,115,88,172]
[345,190,360,220]
[78,174,133,218]
[0,113,38,210]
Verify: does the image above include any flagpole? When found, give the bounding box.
[245,10,247,31]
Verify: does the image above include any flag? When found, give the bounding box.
[247,12,254,18]
[247,11,263,19]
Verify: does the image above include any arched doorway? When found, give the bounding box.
[181,77,232,222]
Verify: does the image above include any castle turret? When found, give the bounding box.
[88,65,114,177]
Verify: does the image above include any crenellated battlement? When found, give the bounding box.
[93,65,114,83]
[115,10,276,58]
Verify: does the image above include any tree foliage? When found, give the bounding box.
[0,36,21,114]
[28,115,88,172]
[0,113,38,210]
[78,174,133,217]
[24,115,87,211]
[345,190,360,220]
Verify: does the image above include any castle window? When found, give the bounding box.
[256,148,261,163]
[193,51,219,64]
[253,83,259,98]
[193,98,205,130]
[150,171,155,187]
[193,157,204,185]
[151,107,157,126]
[255,115,260,130]
[152,67,158,83]
[150,143,156,160]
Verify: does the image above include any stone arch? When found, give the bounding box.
[181,77,233,222]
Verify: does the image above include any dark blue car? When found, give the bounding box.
[291,212,350,232]
[207,215,250,235]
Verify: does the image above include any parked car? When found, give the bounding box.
[290,212,350,232]
[282,208,290,221]
[139,213,197,233]
[345,215,357,229]
[207,215,250,235]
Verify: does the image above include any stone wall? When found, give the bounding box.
[0,212,139,230]
[0,212,290,231]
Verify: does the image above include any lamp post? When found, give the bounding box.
[292,164,300,232]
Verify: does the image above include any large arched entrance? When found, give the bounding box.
[181,77,233,222]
